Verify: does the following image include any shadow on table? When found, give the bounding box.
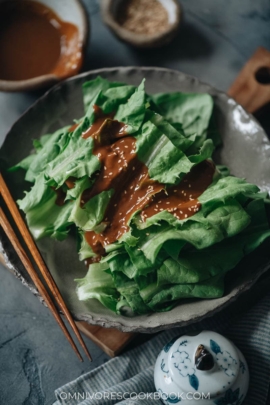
[83,20,214,70]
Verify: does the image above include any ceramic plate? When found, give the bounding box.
[1,67,270,332]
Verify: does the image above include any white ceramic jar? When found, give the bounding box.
[154,331,249,405]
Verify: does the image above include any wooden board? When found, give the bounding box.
[0,252,5,266]
[228,47,270,113]
[76,321,136,357]
[0,251,135,357]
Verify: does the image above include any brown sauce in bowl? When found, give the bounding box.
[0,1,81,81]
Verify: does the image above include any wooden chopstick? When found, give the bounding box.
[0,173,92,361]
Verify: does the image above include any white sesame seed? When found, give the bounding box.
[189,184,191,188]
[166,202,170,204]
[132,167,135,170]
[114,204,117,207]
[185,214,188,218]
[154,209,158,212]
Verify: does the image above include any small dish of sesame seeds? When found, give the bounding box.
[101,0,181,48]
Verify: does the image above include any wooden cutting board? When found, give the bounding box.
[1,47,270,357]
[228,47,270,113]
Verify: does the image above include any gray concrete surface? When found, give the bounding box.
[1,0,270,403]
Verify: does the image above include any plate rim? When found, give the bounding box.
[1,65,269,333]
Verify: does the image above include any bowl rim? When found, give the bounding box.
[0,0,89,92]
[100,0,182,47]
[1,65,269,333]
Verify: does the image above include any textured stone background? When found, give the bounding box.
[0,0,270,403]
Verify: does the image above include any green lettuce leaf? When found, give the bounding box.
[18,174,73,240]
[9,126,70,182]
[151,92,220,147]
[45,129,100,187]
[114,80,146,134]
[76,262,119,312]
[69,189,113,232]
[83,76,126,111]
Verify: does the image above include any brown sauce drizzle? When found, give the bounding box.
[68,123,80,133]
[82,105,128,141]
[141,162,214,221]
[79,105,215,260]
[0,1,82,81]
[65,177,77,189]
[53,187,67,207]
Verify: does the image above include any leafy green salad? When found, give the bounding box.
[11,77,270,315]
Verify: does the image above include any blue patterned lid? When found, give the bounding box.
[167,331,240,397]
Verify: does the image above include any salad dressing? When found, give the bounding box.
[78,106,215,259]
[0,1,81,81]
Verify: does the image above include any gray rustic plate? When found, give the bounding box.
[1,67,270,333]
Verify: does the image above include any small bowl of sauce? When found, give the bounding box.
[0,0,88,91]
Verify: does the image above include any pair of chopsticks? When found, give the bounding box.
[0,173,91,361]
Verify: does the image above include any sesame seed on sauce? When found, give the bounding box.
[80,105,214,261]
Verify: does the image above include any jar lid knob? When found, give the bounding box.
[195,344,214,371]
